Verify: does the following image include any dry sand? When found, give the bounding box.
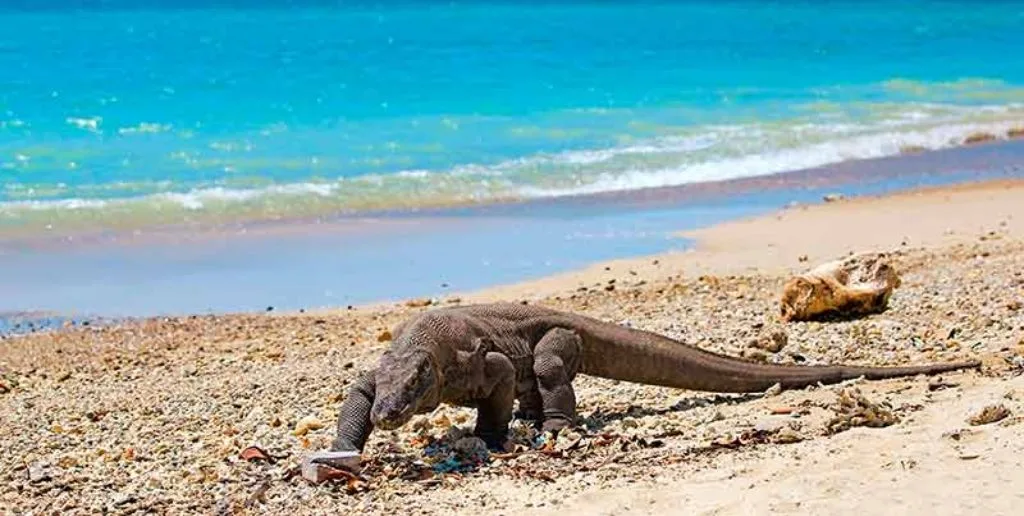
[1,179,1023,515]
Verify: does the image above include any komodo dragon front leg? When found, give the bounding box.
[471,352,517,449]
[331,371,376,454]
[533,328,583,433]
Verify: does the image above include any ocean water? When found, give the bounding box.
[2,1,1024,323]
[2,0,1024,235]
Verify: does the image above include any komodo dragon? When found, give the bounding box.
[311,302,980,472]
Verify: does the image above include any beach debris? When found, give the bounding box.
[825,388,900,434]
[968,404,1010,426]
[822,193,845,203]
[748,325,788,353]
[239,446,274,463]
[377,330,393,342]
[292,415,325,436]
[452,436,489,461]
[301,451,363,485]
[405,298,433,308]
[780,252,901,322]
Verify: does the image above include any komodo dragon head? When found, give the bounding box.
[369,335,491,431]
[370,348,441,430]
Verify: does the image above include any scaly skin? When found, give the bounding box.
[327,303,981,460]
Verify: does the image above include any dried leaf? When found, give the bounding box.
[239,446,273,463]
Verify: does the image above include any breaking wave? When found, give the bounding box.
[2,99,1024,231]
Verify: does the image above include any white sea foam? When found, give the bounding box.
[519,118,1024,198]
[3,102,1023,219]
[65,116,102,133]
[118,122,172,135]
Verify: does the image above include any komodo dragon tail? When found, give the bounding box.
[555,315,981,393]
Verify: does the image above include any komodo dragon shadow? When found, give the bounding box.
[577,392,762,432]
[313,303,980,471]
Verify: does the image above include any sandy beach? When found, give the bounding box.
[2,178,1023,514]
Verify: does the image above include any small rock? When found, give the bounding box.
[741,348,769,362]
[927,377,959,391]
[764,383,783,397]
[968,404,1010,426]
[27,462,52,483]
[748,326,788,353]
[405,298,433,308]
[773,427,802,444]
[377,330,392,342]
[293,415,325,436]
[754,416,789,433]
[823,193,845,203]
[453,437,489,461]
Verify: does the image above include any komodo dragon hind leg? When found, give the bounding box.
[533,328,583,433]
[473,352,517,450]
[514,382,544,423]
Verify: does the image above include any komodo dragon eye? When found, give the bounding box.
[407,358,435,399]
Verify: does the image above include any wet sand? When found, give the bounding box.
[1,178,1023,514]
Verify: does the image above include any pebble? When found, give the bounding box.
[754,416,790,433]
[293,415,325,436]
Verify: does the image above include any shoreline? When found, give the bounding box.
[391,176,1024,311]
[3,135,1024,253]
[1,173,1021,332]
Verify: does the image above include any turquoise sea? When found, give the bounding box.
[2,0,1024,323]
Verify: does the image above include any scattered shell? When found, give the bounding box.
[826,388,900,434]
[968,404,1010,426]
